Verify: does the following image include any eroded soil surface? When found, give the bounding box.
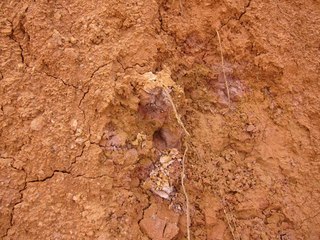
[1,0,320,239]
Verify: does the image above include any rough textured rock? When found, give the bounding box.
[140,203,179,240]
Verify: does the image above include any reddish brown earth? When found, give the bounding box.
[1,0,320,239]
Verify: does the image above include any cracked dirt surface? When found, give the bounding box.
[1,0,320,239]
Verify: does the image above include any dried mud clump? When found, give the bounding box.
[140,203,180,240]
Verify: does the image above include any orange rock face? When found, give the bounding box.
[1,0,320,239]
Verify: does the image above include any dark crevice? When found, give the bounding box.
[69,140,88,169]
[237,0,252,21]
[73,174,110,180]
[41,71,88,121]
[137,195,151,225]
[6,166,27,238]
[18,44,25,64]
[78,87,90,120]
[83,61,111,89]
[7,2,32,67]
[158,3,165,33]
[156,0,180,55]
[27,169,71,183]
[42,71,79,90]
[116,58,147,72]
[162,222,167,237]
[8,30,27,66]
[89,141,105,149]
[219,0,253,30]
[116,58,126,71]
[90,62,111,79]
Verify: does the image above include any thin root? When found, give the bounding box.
[219,190,239,240]
[163,87,191,239]
[179,0,183,14]
[216,29,231,105]
[163,88,190,136]
[181,145,191,240]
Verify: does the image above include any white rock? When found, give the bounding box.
[30,116,45,131]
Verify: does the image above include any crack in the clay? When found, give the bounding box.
[90,62,112,79]
[162,222,168,238]
[158,2,165,33]
[219,0,253,30]
[78,87,90,106]
[3,138,95,238]
[78,87,90,120]
[89,141,105,149]
[7,3,32,68]
[137,195,151,225]
[69,140,88,170]
[237,0,252,21]
[82,62,112,87]
[5,165,27,238]
[116,58,126,71]
[43,72,79,90]
[79,62,113,118]
[116,58,147,72]
[299,210,320,227]
[41,71,89,122]
[73,173,110,180]
[156,0,181,55]
[8,27,26,66]
[27,169,71,183]
[137,174,152,231]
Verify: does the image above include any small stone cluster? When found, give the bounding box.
[145,148,182,200]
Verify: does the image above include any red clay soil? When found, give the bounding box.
[1,0,320,239]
